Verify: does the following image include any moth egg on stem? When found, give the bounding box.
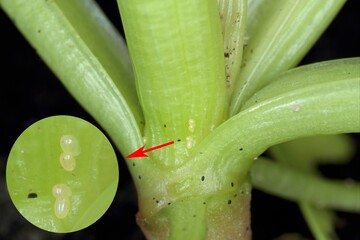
[59,152,76,171]
[186,136,194,149]
[292,104,301,112]
[52,184,72,198]
[188,119,196,133]
[54,197,71,219]
[60,135,81,156]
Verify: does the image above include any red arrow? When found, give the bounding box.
[126,141,174,158]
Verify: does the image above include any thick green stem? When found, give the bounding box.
[164,60,360,200]
[129,58,359,238]
[118,0,227,169]
[137,182,252,240]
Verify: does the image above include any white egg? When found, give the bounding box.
[54,197,71,219]
[52,184,72,219]
[188,119,196,133]
[59,152,76,171]
[292,104,301,112]
[60,135,81,156]
[186,136,194,149]
[52,184,72,198]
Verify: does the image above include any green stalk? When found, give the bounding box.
[268,134,355,171]
[165,58,360,199]
[118,0,228,169]
[230,0,346,115]
[300,203,338,240]
[242,58,360,110]
[118,1,247,239]
[165,199,207,239]
[251,159,360,212]
[268,134,356,239]
[4,0,358,238]
[137,182,251,240]
[298,200,338,239]
[0,0,144,155]
[217,0,247,97]
[131,58,359,239]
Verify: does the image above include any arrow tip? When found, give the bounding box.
[126,146,148,158]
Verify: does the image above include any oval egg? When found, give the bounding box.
[54,197,71,219]
[52,183,72,198]
[59,152,76,171]
[60,135,81,156]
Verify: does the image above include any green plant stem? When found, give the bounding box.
[300,203,338,240]
[164,59,360,199]
[268,134,355,171]
[166,200,207,239]
[268,134,356,239]
[251,158,360,212]
[137,182,251,240]
[217,0,247,97]
[242,58,360,110]
[131,59,359,239]
[118,0,227,170]
[230,0,346,115]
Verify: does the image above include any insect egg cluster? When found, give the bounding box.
[51,135,80,219]
[188,119,196,133]
[59,135,81,171]
[52,184,72,219]
[186,136,194,149]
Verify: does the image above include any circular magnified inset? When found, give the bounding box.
[6,116,118,233]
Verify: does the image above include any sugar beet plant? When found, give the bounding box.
[1,0,359,239]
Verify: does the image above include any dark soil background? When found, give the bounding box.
[0,1,359,240]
